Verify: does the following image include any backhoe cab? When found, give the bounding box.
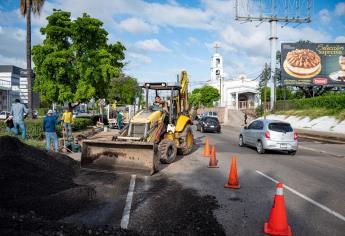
[81,71,193,175]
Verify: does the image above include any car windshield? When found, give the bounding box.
[268,122,293,133]
[205,117,219,123]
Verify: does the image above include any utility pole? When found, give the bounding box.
[235,0,312,111]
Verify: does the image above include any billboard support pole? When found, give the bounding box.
[269,19,278,111]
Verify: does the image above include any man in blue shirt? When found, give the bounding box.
[43,110,59,152]
[11,99,28,140]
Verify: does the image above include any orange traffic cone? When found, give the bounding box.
[264,183,292,236]
[224,156,240,189]
[208,145,219,168]
[203,137,211,157]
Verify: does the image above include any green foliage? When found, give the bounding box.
[189,85,220,108]
[36,107,49,116]
[276,93,345,111]
[0,117,96,140]
[107,74,140,104]
[260,87,271,102]
[32,10,125,105]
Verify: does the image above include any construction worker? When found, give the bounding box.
[117,111,123,130]
[152,96,163,111]
[11,99,28,140]
[43,110,59,152]
[61,107,73,139]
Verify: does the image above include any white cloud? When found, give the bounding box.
[335,36,345,43]
[319,9,331,24]
[187,37,199,45]
[135,39,170,52]
[119,18,158,34]
[335,2,345,15]
[126,52,151,64]
[0,54,25,68]
[279,26,331,43]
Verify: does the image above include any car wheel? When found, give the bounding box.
[239,135,245,147]
[288,150,296,156]
[200,126,204,133]
[217,128,221,133]
[256,141,265,154]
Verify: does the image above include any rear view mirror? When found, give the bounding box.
[244,126,248,129]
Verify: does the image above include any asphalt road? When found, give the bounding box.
[63,125,345,235]
[180,126,345,235]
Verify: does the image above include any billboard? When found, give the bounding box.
[281,43,345,86]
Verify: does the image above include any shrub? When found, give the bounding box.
[0,116,97,140]
[276,94,345,111]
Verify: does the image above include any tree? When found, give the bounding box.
[107,74,140,105]
[189,85,219,108]
[32,10,125,109]
[20,0,45,117]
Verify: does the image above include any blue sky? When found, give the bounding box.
[0,0,344,89]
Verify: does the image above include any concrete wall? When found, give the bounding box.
[197,107,226,123]
[264,114,345,134]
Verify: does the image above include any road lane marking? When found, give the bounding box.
[256,170,345,222]
[298,145,345,158]
[120,174,136,229]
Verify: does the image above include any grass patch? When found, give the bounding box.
[275,108,345,121]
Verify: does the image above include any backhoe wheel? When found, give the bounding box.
[159,139,177,164]
[179,124,194,155]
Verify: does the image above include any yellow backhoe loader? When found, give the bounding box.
[81,71,194,175]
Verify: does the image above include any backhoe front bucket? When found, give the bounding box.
[81,140,159,175]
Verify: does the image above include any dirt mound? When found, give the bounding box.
[0,136,78,205]
[0,136,94,220]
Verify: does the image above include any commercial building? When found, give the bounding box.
[0,65,39,111]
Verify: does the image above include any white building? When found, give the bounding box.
[0,66,21,111]
[0,65,39,111]
[207,51,260,110]
[20,69,39,108]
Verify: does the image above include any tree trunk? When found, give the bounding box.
[26,0,33,118]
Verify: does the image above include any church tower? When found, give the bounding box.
[210,43,224,82]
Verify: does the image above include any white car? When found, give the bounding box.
[239,119,298,155]
[0,111,10,120]
[202,111,218,118]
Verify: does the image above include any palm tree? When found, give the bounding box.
[20,0,45,118]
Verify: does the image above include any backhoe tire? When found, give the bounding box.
[179,124,194,155]
[159,139,177,164]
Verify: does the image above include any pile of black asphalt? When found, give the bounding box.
[0,136,136,235]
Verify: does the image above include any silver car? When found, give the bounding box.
[239,119,298,155]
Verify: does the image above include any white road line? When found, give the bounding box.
[298,145,343,157]
[256,170,345,222]
[144,176,149,191]
[120,174,136,229]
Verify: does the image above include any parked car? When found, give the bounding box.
[239,119,298,155]
[0,111,10,120]
[196,116,221,133]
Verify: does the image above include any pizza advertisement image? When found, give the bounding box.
[281,43,345,86]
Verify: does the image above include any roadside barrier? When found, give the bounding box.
[224,156,240,189]
[208,145,219,168]
[264,183,292,236]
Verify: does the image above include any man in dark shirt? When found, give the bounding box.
[43,110,59,152]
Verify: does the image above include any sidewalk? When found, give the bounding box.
[296,129,345,144]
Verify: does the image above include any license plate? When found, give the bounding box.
[210,125,214,128]
[280,144,287,149]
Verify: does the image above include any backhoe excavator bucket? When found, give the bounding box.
[81,140,159,175]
